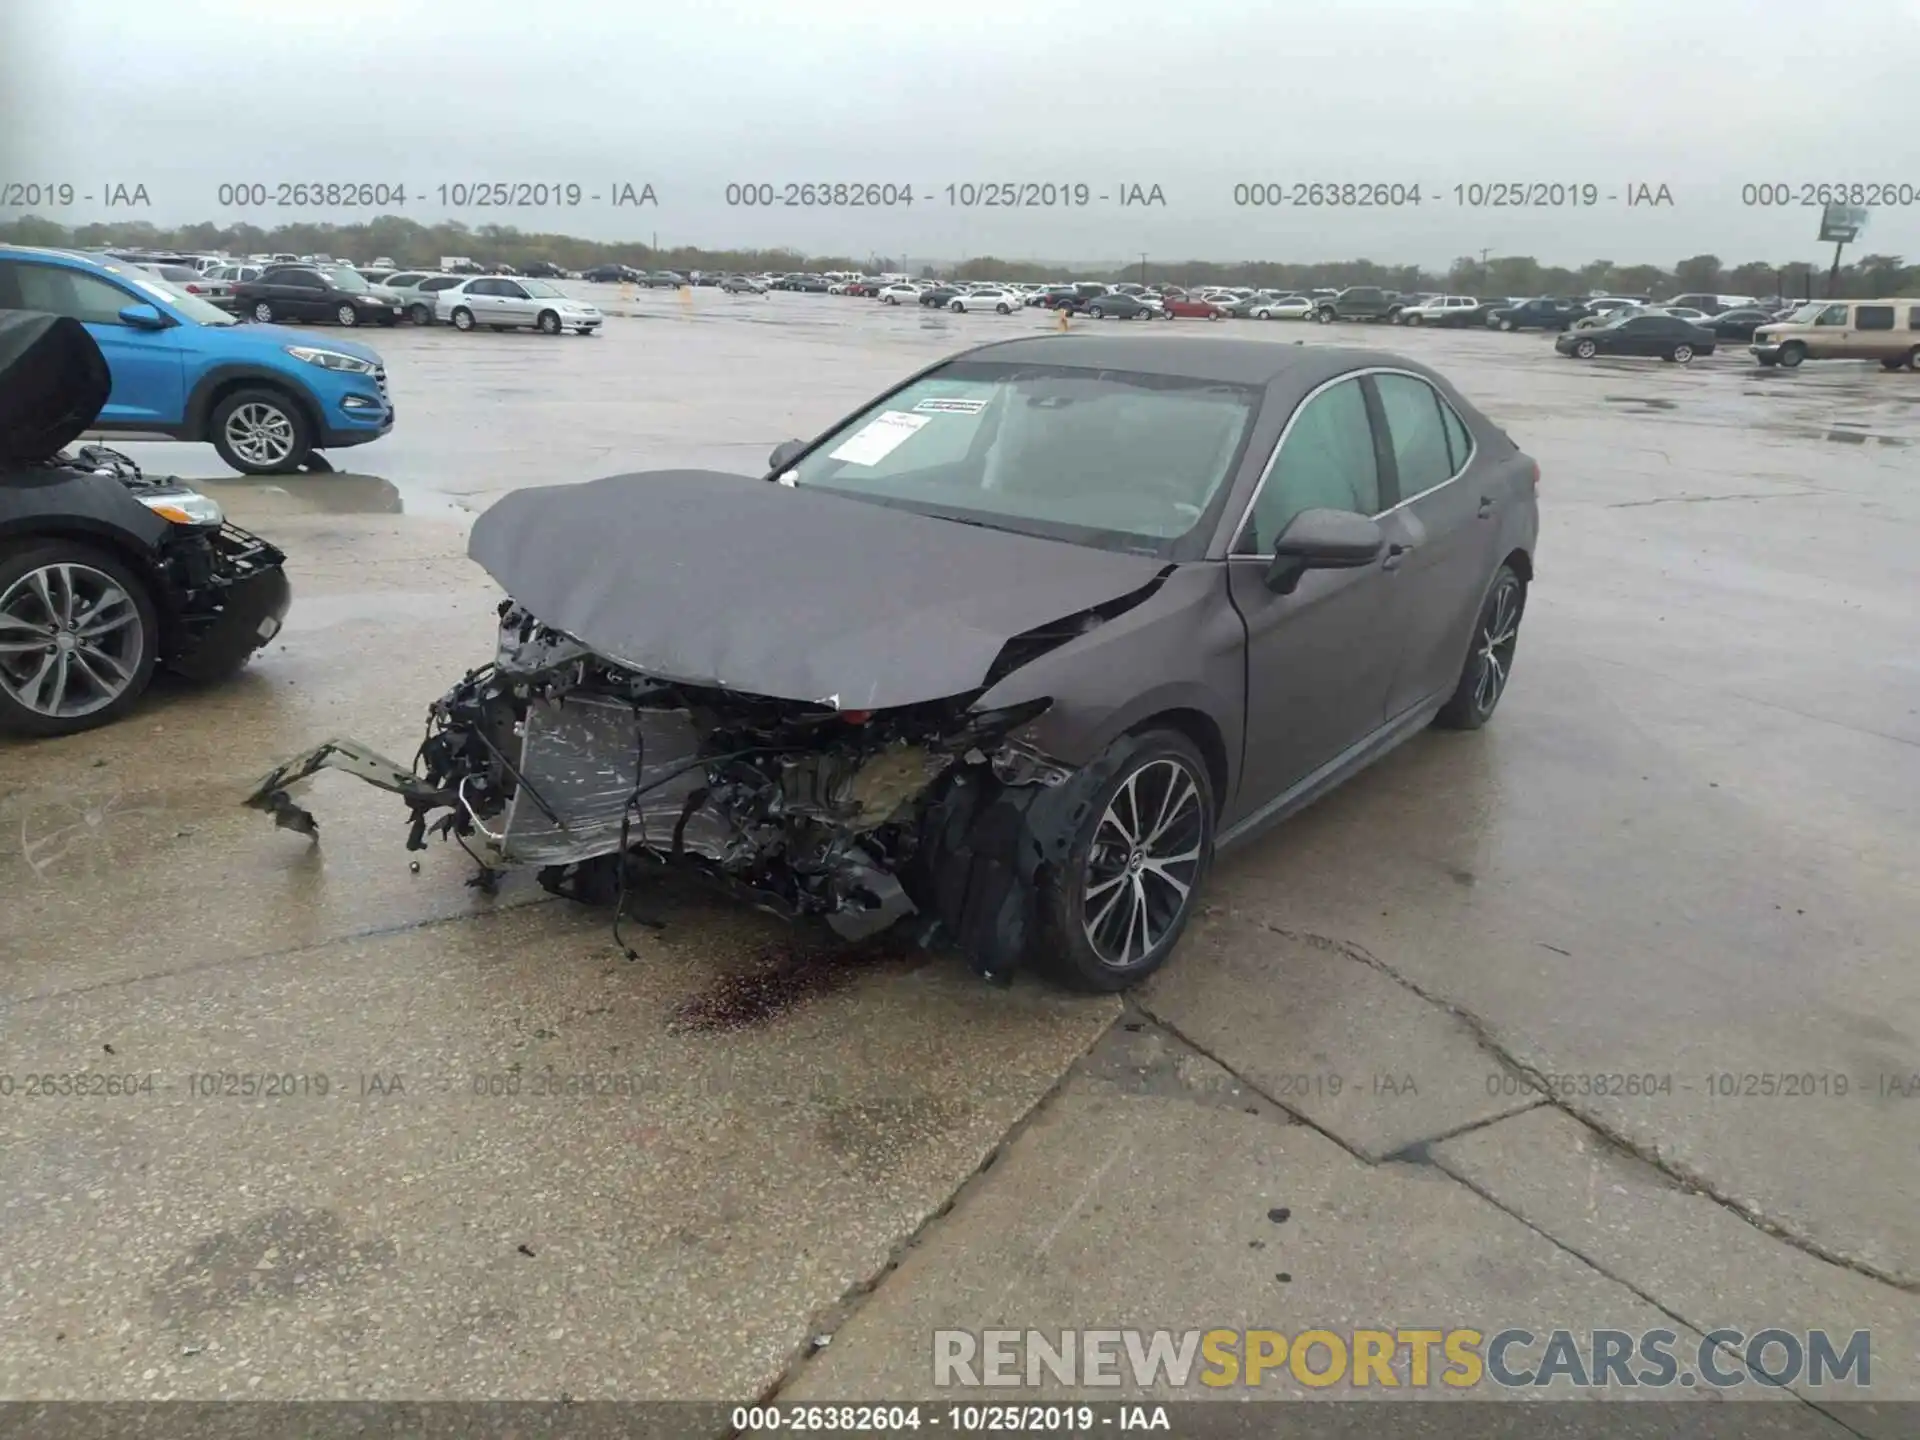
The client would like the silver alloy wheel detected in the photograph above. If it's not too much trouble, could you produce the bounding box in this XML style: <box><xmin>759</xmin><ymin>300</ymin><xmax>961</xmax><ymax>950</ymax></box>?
<box><xmin>0</xmin><ymin>563</ymin><xmax>144</xmax><ymax>720</ymax></box>
<box><xmin>1575</xmin><ymin>339</ymin><xmax>1597</xmax><ymax>358</ymax></box>
<box><xmin>1081</xmin><ymin>757</ymin><xmax>1206</xmax><ymax>969</ymax></box>
<box><xmin>1473</xmin><ymin>576</ymin><xmax>1524</xmax><ymax>717</ymax></box>
<box><xmin>224</xmin><ymin>400</ymin><xmax>297</xmax><ymax>467</ymax></box>
<box><xmin>252</xmin><ymin>301</ymin><xmax>273</xmax><ymax>322</ymax></box>
<box><xmin>1673</xmin><ymin>344</ymin><xmax>1694</xmax><ymax>363</ymax></box>
<box><xmin>336</xmin><ymin>304</ymin><xmax>358</xmax><ymax>326</ymax></box>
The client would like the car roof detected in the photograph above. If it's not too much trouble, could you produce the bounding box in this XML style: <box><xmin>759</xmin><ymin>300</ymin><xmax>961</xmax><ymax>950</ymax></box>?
<box><xmin>956</xmin><ymin>334</ymin><xmax>1422</xmax><ymax>388</ymax></box>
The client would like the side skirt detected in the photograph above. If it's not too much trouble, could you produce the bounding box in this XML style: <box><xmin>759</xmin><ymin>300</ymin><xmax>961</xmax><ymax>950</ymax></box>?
<box><xmin>1214</xmin><ymin>694</ymin><xmax>1446</xmax><ymax>856</ymax></box>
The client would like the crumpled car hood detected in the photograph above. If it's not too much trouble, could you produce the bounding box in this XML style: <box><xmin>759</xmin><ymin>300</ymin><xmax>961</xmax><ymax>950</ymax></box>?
<box><xmin>467</xmin><ymin>469</ymin><xmax>1170</xmax><ymax>710</ymax></box>
<box><xmin>0</xmin><ymin>312</ymin><xmax>111</xmax><ymax>466</ymax></box>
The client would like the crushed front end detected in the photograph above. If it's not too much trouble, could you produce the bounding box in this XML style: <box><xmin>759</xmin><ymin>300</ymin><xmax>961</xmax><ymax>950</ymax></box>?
<box><xmin>247</xmin><ymin>600</ymin><xmax>1091</xmax><ymax>975</ymax></box>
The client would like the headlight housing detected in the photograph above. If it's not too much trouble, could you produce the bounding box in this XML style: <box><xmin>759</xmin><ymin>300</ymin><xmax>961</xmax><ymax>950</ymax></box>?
<box><xmin>286</xmin><ymin>345</ymin><xmax>377</xmax><ymax>374</ymax></box>
<box><xmin>137</xmin><ymin>489</ymin><xmax>224</xmax><ymax>526</ymax></box>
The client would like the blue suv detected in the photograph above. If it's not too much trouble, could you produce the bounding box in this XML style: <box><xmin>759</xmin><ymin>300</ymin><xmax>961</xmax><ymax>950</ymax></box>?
<box><xmin>0</xmin><ymin>245</ymin><xmax>394</xmax><ymax>474</ymax></box>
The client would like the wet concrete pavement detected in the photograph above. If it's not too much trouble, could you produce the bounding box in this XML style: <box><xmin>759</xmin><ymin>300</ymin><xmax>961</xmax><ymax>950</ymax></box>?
<box><xmin>3</xmin><ymin>292</ymin><xmax>1915</xmax><ymax>1410</ymax></box>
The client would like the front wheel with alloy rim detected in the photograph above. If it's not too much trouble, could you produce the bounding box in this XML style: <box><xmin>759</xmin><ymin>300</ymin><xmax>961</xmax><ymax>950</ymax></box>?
<box><xmin>1037</xmin><ymin>730</ymin><xmax>1215</xmax><ymax>991</ymax></box>
<box><xmin>1777</xmin><ymin>342</ymin><xmax>1806</xmax><ymax>368</ymax></box>
<box><xmin>537</xmin><ymin>310</ymin><xmax>562</xmax><ymax>334</ymax></box>
<box><xmin>1434</xmin><ymin>566</ymin><xmax>1526</xmax><ymax>731</ymax></box>
<box><xmin>451</xmin><ymin>307</ymin><xmax>475</xmax><ymax>331</ymax></box>
<box><xmin>0</xmin><ymin>543</ymin><xmax>160</xmax><ymax>737</ymax></box>
<box><xmin>1574</xmin><ymin>338</ymin><xmax>1598</xmax><ymax>359</ymax></box>
<box><xmin>210</xmin><ymin>387</ymin><xmax>312</xmax><ymax>474</ymax></box>
<box><xmin>335</xmin><ymin>304</ymin><xmax>358</xmax><ymax>327</ymax></box>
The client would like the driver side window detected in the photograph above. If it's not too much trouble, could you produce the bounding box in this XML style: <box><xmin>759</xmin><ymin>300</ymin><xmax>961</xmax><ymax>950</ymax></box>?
<box><xmin>5</xmin><ymin>263</ymin><xmax>139</xmax><ymax>324</ymax></box>
<box><xmin>1237</xmin><ymin>378</ymin><xmax>1380</xmax><ymax>554</ymax></box>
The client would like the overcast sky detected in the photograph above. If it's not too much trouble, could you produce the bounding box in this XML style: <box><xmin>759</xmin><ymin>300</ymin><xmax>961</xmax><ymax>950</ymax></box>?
<box><xmin>4</xmin><ymin>0</ymin><xmax>1917</xmax><ymax>266</ymax></box>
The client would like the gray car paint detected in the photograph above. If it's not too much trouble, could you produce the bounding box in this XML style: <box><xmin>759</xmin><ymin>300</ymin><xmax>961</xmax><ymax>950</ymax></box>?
<box><xmin>961</xmin><ymin>339</ymin><xmax>1537</xmax><ymax>830</ymax></box>
<box><xmin>466</xmin><ymin>469</ymin><xmax>1170</xmax><ymax>710</ymax></box>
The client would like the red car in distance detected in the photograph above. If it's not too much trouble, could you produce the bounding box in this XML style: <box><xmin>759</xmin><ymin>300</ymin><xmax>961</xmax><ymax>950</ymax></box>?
<box><xmin>1160</xmin><ymin>294</ymin><xmax>1228</xmax><ymax>320</ymax></box>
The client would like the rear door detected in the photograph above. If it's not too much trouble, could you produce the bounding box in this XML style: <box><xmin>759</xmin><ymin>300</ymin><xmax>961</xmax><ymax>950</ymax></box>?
<box><xmin>0</xmin><ymin>259</ymin><xmax>186</xmax><ymax>427</ymax></box>
<box><xmin>1224</xmin><ymin>374</ymin><xmax>1408</xmax><ymax>819</ymax></box>
<box><xmin>1369</xmin><ymin>372</ymin><xmax>1497</xmax><ymax>716</ymax></box>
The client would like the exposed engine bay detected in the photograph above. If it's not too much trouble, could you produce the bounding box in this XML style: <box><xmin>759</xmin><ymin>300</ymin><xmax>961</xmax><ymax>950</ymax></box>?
<box><xmin>247</xmin><ymin>599</ymin><xmax>1106</xmax><ymax>978</ymax></box>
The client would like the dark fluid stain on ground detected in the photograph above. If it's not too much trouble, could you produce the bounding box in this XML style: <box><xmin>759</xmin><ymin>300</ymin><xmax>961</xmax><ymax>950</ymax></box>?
<box><xmin>666</xmin><ymin>935</ymin><xmax>925</xmax><ymax>1034</ymax></box>
<box><xmin>1603</xmin><ymin>396</ymin><xmax>1677</xmax><ymax>411</ymax></box>
<box><xmin>149</xmin><ymin>1206</ymin><xmax>397</xmax><ymax>1323</ymax></box>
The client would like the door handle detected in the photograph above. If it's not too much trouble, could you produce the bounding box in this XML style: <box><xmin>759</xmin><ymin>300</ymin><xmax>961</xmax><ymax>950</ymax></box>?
<box><xmin>1382</xmin><ymin>543</ymin><xmax>1414</xmax><ymax>571</ymax></box>
<box><xmin>1477</xmin><ymin>495</ymin><xmax>1496</xmax><ymax>518</ymax></box>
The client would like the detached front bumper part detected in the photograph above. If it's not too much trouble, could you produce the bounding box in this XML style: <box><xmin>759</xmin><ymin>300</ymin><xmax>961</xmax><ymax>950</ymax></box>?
<box><xmin>244</xmin><ymin>739</ymin><xmax>450</xmax><ymax>839</ymax></box>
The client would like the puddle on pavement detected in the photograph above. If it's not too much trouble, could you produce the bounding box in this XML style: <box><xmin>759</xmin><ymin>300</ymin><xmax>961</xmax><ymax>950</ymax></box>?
<box><xmin>1603</xmin><ymin>396</ymin><xmax>1679</xmax><ymax>412</ymax></box>
<box><xmin>195</xmin><ymin>471</ymin><xmax>404</xmax><ymax>514</ymax></box>
<box><xmin>666</xmin><ymin>934</ymin><xmax>925</xmax><ymax>1034</ymax></box>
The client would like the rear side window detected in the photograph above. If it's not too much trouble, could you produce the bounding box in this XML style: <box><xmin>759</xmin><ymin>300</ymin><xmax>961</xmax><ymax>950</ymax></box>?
<box><xmin>1372</xmin><ymin>374</ymin><xmax>1457</xmax><ymax>500</ymax></box>
<box><xmin>1910</xmin><ymin>306</ymin><xmax>1920</xmax><ymax>331</ymax></box>
<box><xmin>1855</xmin><ymin>306</ymin><xmax>1894</xmax><ymax>331</ymax></box>
<box><xmin>1240</xmin><ymin>378</ymin><xmax>1380</xmax><ymax>552</ymax></box>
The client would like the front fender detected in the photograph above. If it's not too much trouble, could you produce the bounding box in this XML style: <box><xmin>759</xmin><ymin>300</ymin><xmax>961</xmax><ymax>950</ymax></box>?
<box><xmin>969</xmin><ymin>565</ymin><xmax>1244</xmax><ymax>792</ymax></box>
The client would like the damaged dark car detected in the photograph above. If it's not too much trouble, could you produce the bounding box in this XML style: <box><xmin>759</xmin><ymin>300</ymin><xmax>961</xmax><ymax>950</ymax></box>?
<box><xmin>249</xmin><ymin>336</ymin><xmax>1537</xmax><ymax>989</ymax></box>
<box><xmin>0</xmin><ymin>312</ymin><xmax>292</xmax><ymax>737</ymax></box>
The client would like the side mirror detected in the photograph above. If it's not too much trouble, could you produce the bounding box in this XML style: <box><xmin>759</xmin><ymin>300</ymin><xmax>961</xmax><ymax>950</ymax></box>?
<box><xmin>1263</xmin><ymin>509</ymin><xmax>1386</xmax><ymax>594</ymax></box>
<box><xmin>117</xmin><ymin>303</ymin><xmax>169</xmax><ymax>330</ymax></box>
<box><xmin>767</xmin><ymin>439</ymin><xmax>807</xmax><ymax>472</ymax></box>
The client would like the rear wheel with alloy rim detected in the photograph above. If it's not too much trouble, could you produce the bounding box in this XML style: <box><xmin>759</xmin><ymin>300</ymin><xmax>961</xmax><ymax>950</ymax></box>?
<box><xmin>1671</xmin><ymin>343</ymin><xmax>1694</xmax><ymax>363</ymax></box>
<box><xmin>1038</xmin><ymin>730</ymin><xmax>1215</xmax><ymax>991</ymax></box>
<box><xmin>210</xmin><ymin>387</ymin><xmax>311</xmax><ymax>474</ymax></box>
<box><xmin>0</xmin><ymin>543</ymin><xmax>159</xmax><ymax>737</ymax></box>
<box><xmin>1434</xmin><ymin>566</ymin><xmax>1526</xmax><ymax>731</ymax></box>
<box><xmin>252</xmin><ymin>301</ymin><xmax>275</xmax><ymax>322</ymax></box>
<box><xmin>451</xmin><ymin>307</ymin><xmax>475</xmax><ymax>331</ymax></box>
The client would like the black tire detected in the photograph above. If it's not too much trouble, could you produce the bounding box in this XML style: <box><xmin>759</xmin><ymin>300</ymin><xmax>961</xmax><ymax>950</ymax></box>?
<box><xmin>1035</xmin><ymin>729</ymin><xmax>1216</xmax><ymax>992</ymax></box>
<box><xmin>409</xmin><ymin>303</ymin><xmax>432</xmax><ymax>325</ymax></box>
<box><xmin>451</xmin><ymin>307</ymin><xmax>475</xmax><ymax>331</ymax></box>
<box><xmin>335</xmin><ymin>303</ymin><xmax>358</xmax><ymax>327</ymax></box>
<box><xmin>251</xmin><ymin>300</ymin><xmax>275</xmax><ymax>323</ymax></box>
<box><xmin>1316</xmin><ymin>308</ymin><xmax>1335</xmax><ymax>323</ymax></box>
<box><xmin>1574</xmin><ymin>339</ymin><xmax>1597</xmax><ymax>359</ymax></box>
<box><xmin>949</xmin><ymin>300</ymin><xmax>965</xmax><ymax>313</ymax></box>
<box><xmin>537</xmin><ymin>309</ymin><xmax>562</xmax><ymax>334</ymax></box>
<box><xmin>1671</xmin><ymin>343</ymin><xmax>1694</xmax><ymax>363</ymax></box>
<box><xmin>209</xmin><ymin>386</ymin><xmax>313</xmax><ymax>475</ymax></box>
<box><xmin>1434</xmin><ymin>566</ymin><xmax>1526</xmax><ymax>731</ymax></box>
<box><xmin>1777</xmin><ymin>342</ymin><xmax>1805</xmax><ymax>369</ymax></box>
<box><xmin>1907</xmin><ymin>347</ymin><xmax>1920</xmax><ymax>371</ymax></box>
<box><xmin>1090</xmin><ymin>306</ymin><xmax>1108</xmax><ymax>319</ymax></box>
<box><xmin>995</xmin><ymin>303</ymin><xmax>1010</xmax><ymax>314</ymax></box>
<box><xmin>0</xmin><ymin>541</ymin><xmax>159</xmax><ymax>737</ymax></box>
<box><xmin>1405</xmin><ymin>313</ymin><xmax>1422</xmax><ymax>326</ymax></box>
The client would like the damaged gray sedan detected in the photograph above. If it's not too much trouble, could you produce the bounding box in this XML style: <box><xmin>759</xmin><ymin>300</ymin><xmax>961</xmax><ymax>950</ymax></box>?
<box><xmin>249</xmin><ymin>336</ymin><xmax>1538</xmax><ymax>990</ymax></box>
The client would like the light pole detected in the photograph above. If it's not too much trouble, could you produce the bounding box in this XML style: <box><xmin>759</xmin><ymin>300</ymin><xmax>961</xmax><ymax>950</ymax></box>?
<box><xmin>1139</xmin><ymin>252</ymin><xmax>1148</xmax><ymax>286</ymax></box>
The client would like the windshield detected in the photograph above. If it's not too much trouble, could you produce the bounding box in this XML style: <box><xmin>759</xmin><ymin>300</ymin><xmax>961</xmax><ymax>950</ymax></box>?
<box><xmin>102</xmin><ymin>264</ymin><xmax>237</xmax><ymax>325</ymax></box>
<box><xmin>522</xmin><ymin>280</ymin><xmax>563</xmax><ymax>297</ymax></box>
<box><xmin>1783</xmin><ymin>303</ymin><xmax>1823</xmax><ymax>323</ymax></box>
<box><xmin>324</xmin><ymin>268</ymin><xmax>371</xmax><ymax>292</ymax></box>
<box><xmin>784</xmin><ymin>361</ymin><xmax>1261</xmax><ymax>555</ymax></box>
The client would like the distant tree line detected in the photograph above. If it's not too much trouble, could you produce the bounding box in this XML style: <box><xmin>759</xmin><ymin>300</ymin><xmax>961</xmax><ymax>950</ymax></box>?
<box><xmin>3</xmin><ymin>214</ymin><xmax>1913</xmax><ymax>300</ymax></box>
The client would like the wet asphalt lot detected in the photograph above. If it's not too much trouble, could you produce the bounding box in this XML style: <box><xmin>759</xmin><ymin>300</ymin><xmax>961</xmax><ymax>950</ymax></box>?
<box><xmin>1</xmin><ymin>288</ymin><xmax>1916</xmax><ymax>1414</ymax></box>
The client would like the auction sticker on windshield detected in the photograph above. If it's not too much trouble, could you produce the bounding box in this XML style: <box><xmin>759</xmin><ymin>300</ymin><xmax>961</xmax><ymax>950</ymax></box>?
<box><xmin>828</xmin><ymin>410</ymin><xmax>929</xmax><ymax>465</ymax></box>
<box><xmin>915</xmin><ymin>396</ymin><xmax>989</xmax><ymax>415</ymax></box>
